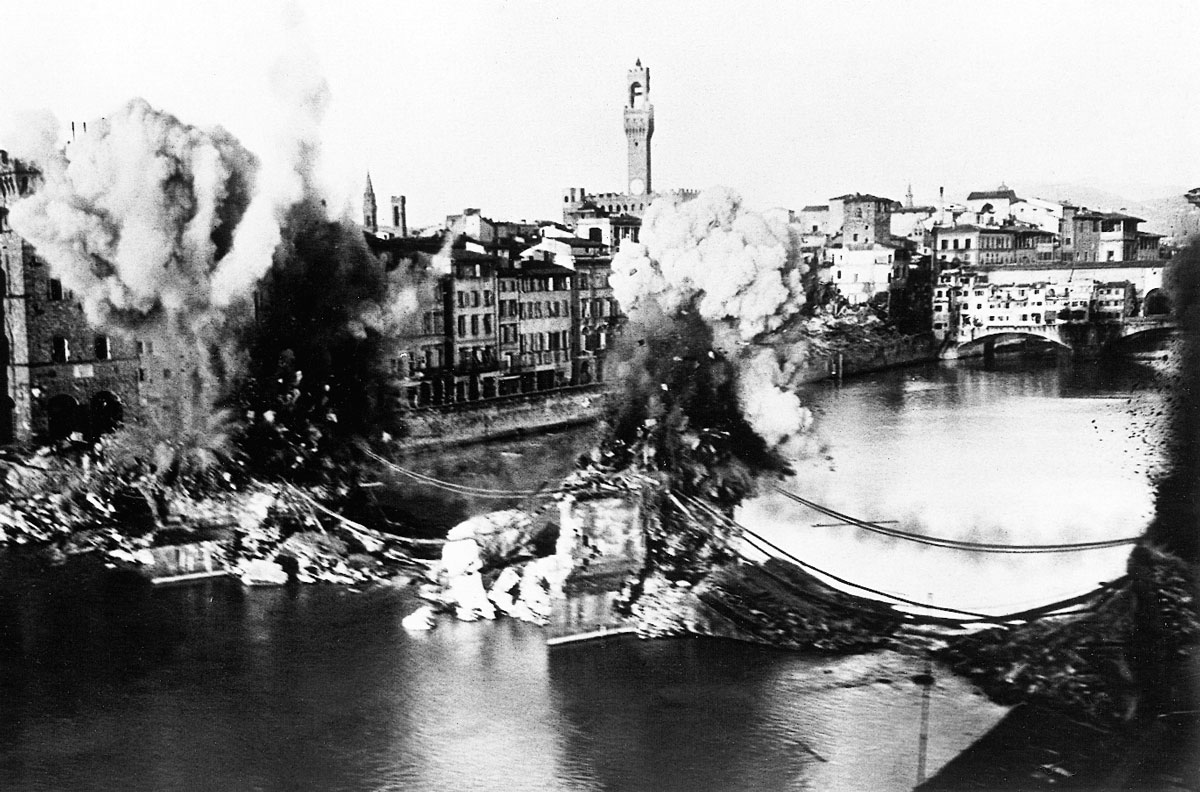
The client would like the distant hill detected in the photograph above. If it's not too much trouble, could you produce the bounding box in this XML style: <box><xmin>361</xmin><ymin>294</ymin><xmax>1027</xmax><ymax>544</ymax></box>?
<box><xmin>1014</xmin><ymin>182</ymin><xmax>1199</xmax><ymax>241</ymax></box>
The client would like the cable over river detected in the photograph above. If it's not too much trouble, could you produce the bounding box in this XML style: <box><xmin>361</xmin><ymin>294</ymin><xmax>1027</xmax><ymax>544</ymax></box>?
<box><xmin>0</xmin><ymin>354</ymin><xmax>1166</xmax><ymax>791</ymax></box>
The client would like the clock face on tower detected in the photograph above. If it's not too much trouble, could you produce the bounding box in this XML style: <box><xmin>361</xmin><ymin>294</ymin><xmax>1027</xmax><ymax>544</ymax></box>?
<box><xmin>630</xmin><ymin>178</ymin><xmax>645</xmax><ymax>196</ymax></box>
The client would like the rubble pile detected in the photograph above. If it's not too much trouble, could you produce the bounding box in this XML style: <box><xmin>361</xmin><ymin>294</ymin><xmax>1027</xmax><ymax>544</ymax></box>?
<box><xmin>0</xmin><ymin>459</ymin><xmax>428</xmax><ymax>586</ymax></box>
<box><xmin>633</xmin><ymin>557</ymin><xmax>902</xmax><ymax>652</ymax></box>
<box><xmin>939</xmin><ymin>546</ymin><xmax>1198</xmax><ymax>725</ymax></box>
<box><xmin>406</xmin><ymin>509</ymin><xmax>567</xmax><ymax>629</ymax></box>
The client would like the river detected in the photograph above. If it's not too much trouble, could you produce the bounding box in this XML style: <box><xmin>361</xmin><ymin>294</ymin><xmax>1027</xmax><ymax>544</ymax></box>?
<box><xmin>0</xmin><ymin>354</ymin><xmax>1165</xmax><ymax>791</ymax></box>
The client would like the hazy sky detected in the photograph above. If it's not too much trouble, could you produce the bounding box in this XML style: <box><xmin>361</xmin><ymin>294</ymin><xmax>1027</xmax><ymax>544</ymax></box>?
<box><xmin>5</xmin><ymin>0</ymin><xmax>1199</xmax><ymax>227</ymax></box>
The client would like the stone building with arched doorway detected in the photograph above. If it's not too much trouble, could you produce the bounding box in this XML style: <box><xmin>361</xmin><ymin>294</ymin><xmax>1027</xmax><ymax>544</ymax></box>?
<box><xmin>2</xmin><ymin>150</ymin><xmax>141</xmax><ymax>445</ymax></box>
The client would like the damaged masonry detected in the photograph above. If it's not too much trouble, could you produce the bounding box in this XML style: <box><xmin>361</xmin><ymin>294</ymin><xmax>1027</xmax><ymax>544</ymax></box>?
<box><xmin>0</xmin><ymin>36</ymin><xmax>1197</xmax><ymax>792</ymax></box>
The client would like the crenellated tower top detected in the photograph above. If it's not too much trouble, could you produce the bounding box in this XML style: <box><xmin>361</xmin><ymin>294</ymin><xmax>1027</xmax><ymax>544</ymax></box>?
<box><xmin>624</xmin><ymin>60</ymin><xmax>654</xmax><ymax>196</ymax></box>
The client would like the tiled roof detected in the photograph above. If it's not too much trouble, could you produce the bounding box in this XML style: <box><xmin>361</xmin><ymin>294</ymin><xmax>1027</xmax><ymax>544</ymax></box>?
<box><xmin>966</xmin><ymin>189</ymin><xmax>1019</xmax><ymax>201</ymax></box>
<box><xmin>830</xmin><ymin>193</ymin><xmax>893</xmax><ymax>204</ymax></box>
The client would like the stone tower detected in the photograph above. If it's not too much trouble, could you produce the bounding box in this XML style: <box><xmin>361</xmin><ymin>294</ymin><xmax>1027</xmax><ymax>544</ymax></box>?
<box><xmin>624</xmin><ymin>59</ymin><xmax>654</xmax><ymax>197</ymax></box>
<box><xmin>363</xmin><ymin>172</ymin><xmax>378</xmax><ymax>232</ymax></box>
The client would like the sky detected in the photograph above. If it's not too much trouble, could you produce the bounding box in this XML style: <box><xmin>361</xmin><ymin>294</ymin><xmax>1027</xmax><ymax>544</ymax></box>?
<box><xmin>4</xmin><ymin>0</ymin><xmax>1200</xmax><ymax>228</ymax></box>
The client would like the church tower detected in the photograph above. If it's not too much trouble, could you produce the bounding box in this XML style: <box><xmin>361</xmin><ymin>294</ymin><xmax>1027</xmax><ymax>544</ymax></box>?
<box><xmin>624</xmin><ymin>60</ymin><xmax>654</xmax><ymax>197</ymax></box>
<box><xmin>363</xmin><ymin>172</ymin><xmax>378</xmax><ymax>232</ymax></box>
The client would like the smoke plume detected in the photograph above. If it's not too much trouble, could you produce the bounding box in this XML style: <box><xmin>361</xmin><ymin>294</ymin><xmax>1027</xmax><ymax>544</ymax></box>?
<box><xmin>7</xmin><ymin>99</ymin><xmax>257</xmax><ymax>334</ymax></box>
<box><xmin>1148</xmin><ymin>242</ymin><xmax>1200</xmax><ymax>563</ymax></box>
<box><xmin>610</xmin><ymin>187</ymin><xmax>813</xmax><ymax>456</ymax></box>
<box><xmin>5</xmin><ymin>36</ymin><xmax>416</xmax><ymax>468</ymax></box>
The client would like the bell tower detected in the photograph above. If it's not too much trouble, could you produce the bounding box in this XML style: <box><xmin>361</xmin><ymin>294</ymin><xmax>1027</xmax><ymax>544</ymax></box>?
<box><xmin>624</xmin><ymin>59</ymin><xmax>653</xmax><ymax>197</ymax></box>
<box><xmin>363</xmin><ymin>172</ymin><xmax>378</xmax><ymax>232</ymax></box>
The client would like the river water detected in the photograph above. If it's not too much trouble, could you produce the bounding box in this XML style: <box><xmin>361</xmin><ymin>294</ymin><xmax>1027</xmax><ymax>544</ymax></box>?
<box><xmin>0</xmin><ymin>354</ymin><xmax>1165</xmax><ymax>791</ymax></box>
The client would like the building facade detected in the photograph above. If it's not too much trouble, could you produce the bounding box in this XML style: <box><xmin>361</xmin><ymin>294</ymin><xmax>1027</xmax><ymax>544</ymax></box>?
<box><xmin>1</xmin><ymin>151</ymin><xmax>142</xmax><ymax>444</ymax></box>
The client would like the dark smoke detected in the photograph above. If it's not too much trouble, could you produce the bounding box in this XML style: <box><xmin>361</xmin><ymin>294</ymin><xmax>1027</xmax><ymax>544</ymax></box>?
<box><xmin>229</xmin><ymin>200</ymin><xmax>399</xmax><ymax>483</ymax></box>
<box><xmin>1148</xmin><ymin>242</ymin><xmax>1200</xmax><ymax>564</ymax></box>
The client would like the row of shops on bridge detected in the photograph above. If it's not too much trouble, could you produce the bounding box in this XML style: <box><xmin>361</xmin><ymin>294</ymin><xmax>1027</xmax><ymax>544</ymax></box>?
<box><xmin>930</xmin><ymin>264</ymin><xmax>1173</xmax><ymax>346</ymax></box>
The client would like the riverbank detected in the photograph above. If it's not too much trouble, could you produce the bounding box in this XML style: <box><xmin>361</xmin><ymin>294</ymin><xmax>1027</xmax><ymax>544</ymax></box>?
<box><xmin>393</xmin><ymin>384</ymin><xmax>608</xmax><ymax>453</ymax></box>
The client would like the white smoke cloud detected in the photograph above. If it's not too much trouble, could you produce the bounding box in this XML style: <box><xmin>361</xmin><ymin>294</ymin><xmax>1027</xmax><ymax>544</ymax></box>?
<box><xmin>8</xmin><ymin>98</ymin><xmax>257</xmax><ymax>332</ymax></box>
<box><xmin>612</xmin><ymin>186</ymin><xmax>805</xmax><ymax>340</ymax></box>
<box><xmin>611</xmin><ymin>186</ymin><xmax>813</xmax><ymax>451</ymax></box>
<box><xmin>211</xmin><ymin>8</ymin><xmax>332</xmax><ymax>306</ymax></box>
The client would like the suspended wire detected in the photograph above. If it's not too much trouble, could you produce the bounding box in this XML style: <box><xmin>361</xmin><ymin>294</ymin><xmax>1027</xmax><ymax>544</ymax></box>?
<box><xmin>360</xmin><ymin>449</ymin><xmax>1128</xmax><ymax>621</ymax></box>
<box><xmin>771</xmin><ymin>485</ymin><xmax>1142</xmax><ymax>553</ymax></box>
<box><xmin>364</xmin><ymin>449</ymin><xmax>563</xmax><ymax>498</ymax></box>
<box><xmin>672</xmin><ymin>492</ymin><xmax>993</xmax><ymax>619</ymax></box>
<box><xmin>677</xmin><ymin>492</ymin><xmax>1122</xmax><ymax>624</ymax></box>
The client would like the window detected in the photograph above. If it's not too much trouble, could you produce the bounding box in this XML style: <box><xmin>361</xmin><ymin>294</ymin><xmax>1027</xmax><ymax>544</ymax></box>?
<box><xmin>51</xmin><ymin>336</ymin><xmax>69</xmax><ymax>363</ymax></box>
<box><xmin>470</xmin><ymin>315</ymin><xmax>479</xmax><ymax>336</ymax></box>
<box><xmin>138</xmin><ymin>368</ymin><xmax>146</xmax><ymax>382</ymax></box>
<box><xmin>964</xmin><ymin>239</ymin><xmax>971</xmax><ymax>249</ymax></box>
<box><xmin>457</xmin><ymin>315</ymin><xmax>466</xmax><ymax>335</ymax></box>
<box><xmin>48</xmin><ymin>278</ymin><xmax>64</xmax><ymax>301</ymax></box>
<box><xmin>940</xmin><ymin>239</ymin><xmax>948</xmax><ymax>250</ymax></box>
<box><xmin>94</xmin><ymin>335</ymin><xmax>110</xmax><ymax>361</ymax></box>
<box><xmin>483</xmin><ymin>315</ymin><xmax>493</xmax><ymax>335</ymax></box>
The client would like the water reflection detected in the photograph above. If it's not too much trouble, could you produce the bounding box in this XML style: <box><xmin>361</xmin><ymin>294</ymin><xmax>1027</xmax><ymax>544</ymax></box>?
<box><xmin>0</xmin><ymin>356</ymin><xmax>1160</xmax><ymax>790</ymax></box>
<box><xmin>0</xmin><ymin>572</ymin><xmax>1005</xmax><ymax>792</ymax></box>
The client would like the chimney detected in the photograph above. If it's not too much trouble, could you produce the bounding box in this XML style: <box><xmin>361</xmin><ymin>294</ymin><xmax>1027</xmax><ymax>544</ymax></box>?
<box><xmin>569</xmin><ymin>188</ymin><xmax>576</xmax><ymax>202</ymax></box>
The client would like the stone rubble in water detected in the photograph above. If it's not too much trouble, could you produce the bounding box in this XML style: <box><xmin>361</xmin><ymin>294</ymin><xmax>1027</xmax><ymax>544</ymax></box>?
<box><xmin>440</xmin><ymin>536</ymin><xmax>496</xmax><ymax>621</ymax></box>
<box><xmin>426</xmin><ymin>510</ymin><xmax>567</xmax><ymax>625</ymax></box>
<box><xmin>401</xmin><ymin>604</ymin><xmax>437</xmax><ymax>631</ymax></box>
<box><xmin>236</xmin><ymin>558</ymin><xmax>290</xmax><ymax>586</ymax></box>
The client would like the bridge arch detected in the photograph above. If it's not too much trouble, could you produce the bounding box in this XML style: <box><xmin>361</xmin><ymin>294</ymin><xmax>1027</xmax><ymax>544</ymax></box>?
<box><xmin>1143</xmin><ymin>288</ymin><xmax>1170</xmax><ymax>316</ymax></box>
<box><xmin>953</xmin><ymin>330</ymin><xmax>1072</xmax><ymax>356</ymax></box>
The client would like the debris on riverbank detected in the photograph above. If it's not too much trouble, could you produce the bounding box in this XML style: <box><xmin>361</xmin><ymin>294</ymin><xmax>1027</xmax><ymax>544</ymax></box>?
<box><xmin>0</xmin><ymin>456</ymin><xmax>431</xmax><ymax>586</ymax></box>
<box><xmin>937</xmin><ymin>545</ymin><xmax>1198</xmax><ymax>726</ymax></box>
<box><xmin>632</xmin><ymin>558</ymin><xmax>902</xmax><ymax>652</ymax></box>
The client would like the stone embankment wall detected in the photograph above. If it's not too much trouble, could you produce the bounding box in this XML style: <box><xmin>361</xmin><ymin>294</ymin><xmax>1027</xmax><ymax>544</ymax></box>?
<box><xmin>797</xmin><ymin>333</ymin><xmax>938</xmax><ymax>383</ymax></box>
<box><xmin>396</xmin><ymin>385</ymin><xmax>608</xmax><ymax>452</ymax></box>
